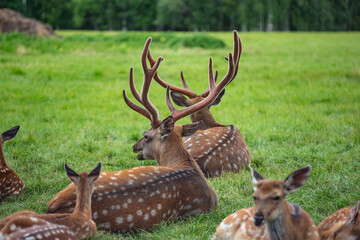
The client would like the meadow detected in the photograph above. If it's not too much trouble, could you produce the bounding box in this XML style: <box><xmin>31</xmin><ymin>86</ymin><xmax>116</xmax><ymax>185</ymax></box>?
<box><xmin>0</xmin><ymin>31</ymin><xmax>359</xmax><ymax>239</ymax></box>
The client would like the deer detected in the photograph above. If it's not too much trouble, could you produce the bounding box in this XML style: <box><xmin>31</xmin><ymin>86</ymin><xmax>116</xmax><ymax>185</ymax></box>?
<box><xmin>146</xmin><ymin>30</ymin><xmax>250</xmax><ymax>178</ymax></box>
<box><xmin>45</xmin><ymin>35</ymin><xmax>237</xmax><ymax>233</ymax></box>
<box><xmin>0</xmin><ymin>125</ymin><xmax>25</xmax><ymax>201</ymax></box>
<box><xmin>0</xmin><ymin>163</ymin><xmax>101</xmax><ymax>239</ymax></box>
<box><xmin>213</xmin><ymin>165</ymin><xmax>319</xmax><ymax>240</ymax></box>
<box><xmin>317</xmin><ymin>200</ymin><xmax>360</xmax><ymax>240</ymax></box>
<box><xmin>0</xmin><ymin>216</ymin><xmax>77</xmax><ymax>240</ymax></box>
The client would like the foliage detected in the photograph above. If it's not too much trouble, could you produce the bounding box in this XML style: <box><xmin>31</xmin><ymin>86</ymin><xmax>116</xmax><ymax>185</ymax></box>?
<box><xmin>0</xmin><ymin>31</ymin><xmax>359</xmax><ymax>240</ymax></box>
<box><xmin>0</xmin><ymin>0</ymin><xmax>360</xmax><ymax>31</ymax></box>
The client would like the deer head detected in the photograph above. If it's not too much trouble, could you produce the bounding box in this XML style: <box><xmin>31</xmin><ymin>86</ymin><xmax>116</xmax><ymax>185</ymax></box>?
<box><xmin>147</xmin><ymin>31</ymin><xmax>241</xmax><ymax>130</ymax></box>
<box><xmin>123</xmin><ymin>36</ymin><xmax>237</xmax><ymax>167</ymax></box>
<box><xmin>333</xmin><ymin>200</ymin><xmax>360</xmax><ymax>240</ymax></box>
<box><xmin>250</xmin><ymin>165</ymin><xmax>311</xmax><ymax>227</ymax></box>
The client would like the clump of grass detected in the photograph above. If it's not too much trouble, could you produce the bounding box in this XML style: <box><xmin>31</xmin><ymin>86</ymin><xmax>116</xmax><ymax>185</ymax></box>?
<box><xmin>168</xmin><ymin>34</ymin><xmax>226</xmax><ymax>49</ymax></box>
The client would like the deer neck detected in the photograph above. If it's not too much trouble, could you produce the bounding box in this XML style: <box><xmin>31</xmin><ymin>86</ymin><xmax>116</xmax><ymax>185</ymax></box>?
<box><xmin>71</xmin><ymin>183</ymin><xmax>92</xmax><ymax>219</ymax></box>
<box><xmin>191</xmin><ymin>109</ymin><xmax>223</xmax><ymax>130</ymax></box>
<box><xmin>266</xmin><ymin>201</ymin><xmax>297</xmax><ymax>240</ymax></box>
<box><xmin>158</xmin><ymin>133</ymin><xmax>199</xmax><ymax>169</ymax></box>
<box><xmin>0</xmin><ymin>141</ymin><xmax>8</xmax><ymax>168</ymax></box>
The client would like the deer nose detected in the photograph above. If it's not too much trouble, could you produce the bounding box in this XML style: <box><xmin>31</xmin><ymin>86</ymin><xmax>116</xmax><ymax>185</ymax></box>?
<box><xmin>254</xmin><ymin>213</ymin><xmax>264</xmax><ymax>226</ymax></box>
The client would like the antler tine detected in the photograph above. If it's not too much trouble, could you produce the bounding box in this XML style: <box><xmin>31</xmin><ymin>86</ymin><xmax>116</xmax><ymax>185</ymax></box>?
<box><xmin>170</xmin><ymin>53</ymin><xmax>234</xmax><ymax>123</ymax></box>
<box><xmin>166</xmin><ymin>86</ymin><xmax>176</xmax><ymax>114</ymax></box>
<box><xmin>140</xmin><ymin>37</ymin><xmax>163</xmax><ymax>128</ymax></box>
<box><xmin>129</xmin><ymin>67</ymin><xmax>142</xmax><ymax>103</ymax></box>
<box><xmin>147</xmin><ymin>48</ymin><xmax>197</xmax><ymax>98</ymax></box>
<box><xmin>202</xmin><ymin>30</ymin><xmax>241</xmax><ymax>97</ymax></box>
<box><xmin>122</xmin><ymin>90</ymin><xmax>152</xmax><ymax>121</ymax></box>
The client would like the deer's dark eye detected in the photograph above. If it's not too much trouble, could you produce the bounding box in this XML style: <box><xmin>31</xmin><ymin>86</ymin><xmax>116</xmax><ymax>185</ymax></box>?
<box><xmin>273</xmin><ymin>196</ymin><xmax>280</xmax><ymax>201</ymax></box>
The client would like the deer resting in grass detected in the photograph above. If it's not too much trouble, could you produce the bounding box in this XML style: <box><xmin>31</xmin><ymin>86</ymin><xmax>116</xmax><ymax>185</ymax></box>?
<box><xmin>0</xmin><ymin>125</ymin><xmax>25</xmax><ymax>201</ymax></box>
<box><xmin>45</xmin><ymin>36</ymin><xmax>229</xmax><ymax>232</ymax></box>
<box><xmin>317</xmin><ymin>200</ymin><xmax>360</xmax><ymax>240</ymax></box>
<box><xmin>0</xmin><ymin>216</ymin><xmax>77</xmax><ymax>240</ymax></box>
<box><xmin>213</xmin><ymin>165</ymin><xmax>319</xmax><ymax>240</ymax></box>
<box><xmin>147</xmin><ymin>30</ymin><xmax>250</xmax><ymax>178</ymax></box>
<box><xmin>0</xmin><ymin>163</ymin><xmax>101</xmax><ymax>239</ymax></box>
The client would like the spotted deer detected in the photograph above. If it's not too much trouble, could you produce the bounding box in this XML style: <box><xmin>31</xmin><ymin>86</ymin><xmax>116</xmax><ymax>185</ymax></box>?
<box><xmin>0</xmin><ymin>216</ymin><xmax>77</xmax><ymax>240</ymax></box>
<box><xmin>0</xmin><ymin>163</ymin><xmax>101</xmax><ymax>239</ymax></box>
<box><xmin>45</xmin><ymin>36</ymin><xmax>235</xmax><ymax>233</ymax></box>
<box><xmin>0</xmin><ymin>125</ymin><xmax>25</xmax><ymax>201</ymax></box>
<box><xmin>147</xmin><ymin>30</ymin><xmax>250</xmax><ymax>178</ymax></box>
<box><xmin>213</xmin><ymin>165</ymin><xmax>319</xmax><ymax>240</ymax></box>
<box><xmin>317</xmin><ymin>200</ymin><xmax>360</xmax><ymax>240</ymax></box>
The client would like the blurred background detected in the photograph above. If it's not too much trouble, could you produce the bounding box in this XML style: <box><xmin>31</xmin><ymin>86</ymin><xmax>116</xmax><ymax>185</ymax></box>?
<box><xmin>1</xmin><ymin>0</ymin><xmax>359</xmax><ymax>31</ymax></box>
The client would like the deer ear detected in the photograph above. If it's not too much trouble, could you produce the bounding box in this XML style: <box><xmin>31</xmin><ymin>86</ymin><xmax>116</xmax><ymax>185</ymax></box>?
<box><xmin>283</xmin><ymin>165</ymin><xmax>311</xmax><ymax>194</ymax></box>
<box><xmin>182</xmin><ymin>121</ymin><xmax>202</xmax><ymax>137</ymax></box>
<box><xmin>250</xmin><ymin>165</ymin><xmax>264</xmax><ymax>191</ymax></box>
<box><xmin>159</xmin><ymin>116</ymin><xmax>175</xmax><ymax>139</ymax></box>
<box><xmin>171</xmin><ymin>91</ymin><xmax>189</xmax><ymax>107</ymax></box>
<box><xmin>65</xmin><ymin>164</ymin><xmax>79</xmax><ymax>184</ymax></box>
<box><xmin>210</xmin><ymin>89</ymin><xmax>225</xmax><ymax>107</ymax></box>
<box><xmin>348</xmin><ymin>200</ymin><xmax>360</xmax><ymax>224</ymax></box>
<box><xmin>88</xmin><ymin>162</ymin><xmax>102</xmax><ymax>182</ymax></box>
<box><xmin>1</xmin><ymin>126</ymin><xmax>20</xmax><ymax>143</ymax></box>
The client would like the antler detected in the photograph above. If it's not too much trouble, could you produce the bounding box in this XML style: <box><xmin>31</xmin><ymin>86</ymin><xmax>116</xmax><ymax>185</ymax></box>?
<box><xmin>166</xmin><ymin>51</ymin><xmax>235</xmax><ymax>122</ymax></box>
<box><xmin>202</xmin><ymin>30</ymin><xmax>242</xmax><ymax>97</ymax></box>
<box><xmin>123</xmin><ymin>38</ymin><xmax>163</xmax><ymax>128</ymax></box>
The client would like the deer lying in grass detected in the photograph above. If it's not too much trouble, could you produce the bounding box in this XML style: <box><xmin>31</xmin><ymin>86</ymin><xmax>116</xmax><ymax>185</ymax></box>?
<box><xmin>0</xmin><ymin>163</ymin><xmax>101</xmax><ymax>239</ymax></box>
<box><xmin>213</xmin><ymin>165</ymin><xmax>319</xmax><ymax>240</ymax></box>
<box><xmin>45</xmin><ymin>36</ymin><xmax>234</xmax><ymax>232</ymax></box>
<box><xmin>0</xmin><ymin>125</ymin><xmax>25</xmax><ymax>201</ymax></box>
<box><xmin>0</xmin><ymin>216</ymin><xmax>77</xmax><ymax>240</ymax></box>
<box><xmin>317</xmin><ymin>200</ymin><xmax>360</xmax><ymax>240</ymax></box>
<box><xmin>147</xmin><ymin>31</ymin><xmax>250</xmax><ymax>178</ymax></box>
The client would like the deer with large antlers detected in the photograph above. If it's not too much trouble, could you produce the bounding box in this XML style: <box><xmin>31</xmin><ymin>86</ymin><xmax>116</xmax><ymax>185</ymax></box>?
<box><xmin>213</xmin><ymin>165</ymin><xmax>319</xmax><ymax>240</ymax></box>
<box><xmin>0</xmin><ymin>216</ymin><xmax>77</xmax><ymax>240</ymax></box>
<box><xmin>0</xmin><ymin>163</ymin><xmax>101</xmax><ymax>239</ymax></box>
<box><xmin>0</xmin><ymin>125</ymin><xmax>25</xmax><ymax>201</ymax></box>
<box><xmin>317</xmin><ymin>200</ymin><xmax>360</xmax><ymax>240</ymax></box>
<box><xmin>147</xmin><ymin>31</ymin><xmax>250</xmax><ymax>178</ymax></box>
<box><xmin>44</xmin><ymin>36</ymin><xmax>233</xmax><ymax>232</ymax></box>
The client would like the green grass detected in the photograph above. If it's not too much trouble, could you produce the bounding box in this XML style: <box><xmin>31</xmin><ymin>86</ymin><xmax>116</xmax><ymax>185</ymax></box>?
<box><xmin>0</xmin><ymin>31</ymin><xmax>359</xmax><ymax>239</ymax></box>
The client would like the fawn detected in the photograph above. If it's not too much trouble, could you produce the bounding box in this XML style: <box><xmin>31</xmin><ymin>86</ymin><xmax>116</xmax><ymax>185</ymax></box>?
<box><xmin>213</xmin><ymin>165</ymin><xmax>319</xmax><ymax>240</ymax></box>
<box><xmin>317</xmin><ymin>200</ymin><xmax>360</xmax><ymax>240</ymax></box>
<box><xmin>45</xmin><ymin>36</ymin><xmax>235</xmax><ymax>232</ymax></box>
<box><xmin>147</xmin><ymin>31</ymin><xmax>250</xmax><ymax>177</ymax></box>
<box><xmin>0</xmin><ymin>163</ymin><xmax>101</xmax><ymax>239</ymax></box>
<box><xmin>0</xmin><ymin>125</ymin><xmax>25</xmax><ymax>201</ymax></box>
<box><xmin>0</xmin><ymin>216</ymin><xmax>77</xmax><ymax>240</ymax></box>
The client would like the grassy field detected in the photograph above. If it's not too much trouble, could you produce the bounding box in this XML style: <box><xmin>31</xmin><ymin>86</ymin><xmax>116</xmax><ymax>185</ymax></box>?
<box><xmin>0</xmin><ymin>31</ymin><xmax>359</xmax><ymax>239</ymax></box>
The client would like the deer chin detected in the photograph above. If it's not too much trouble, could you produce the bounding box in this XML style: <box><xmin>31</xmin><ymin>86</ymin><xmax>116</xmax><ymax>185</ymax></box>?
<box><xmin>136</xmin><ymin>152</ymin><xmax>145</xmax><ymax>160</ymax></box>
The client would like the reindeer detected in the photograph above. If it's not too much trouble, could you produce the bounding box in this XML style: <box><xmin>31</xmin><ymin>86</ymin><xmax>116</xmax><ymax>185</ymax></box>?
<box><xmin>147</xmin><ymin>30</ymin><xmax>249</xmax><ymax>178</ymax></box>
<box><xmin>0</xmin><ymin>125</ymin><xmax>25</xmax><ymax>201</ymax></box>
<box><xmin>0</xmin><ymin>163</ymin><xmax>101</xmax><ymax>239</ymax></box>
<box><xmin>213</xmin><ymin>165</ymin><xmax>319</xmax><ymax>240</ymax></box>
<box><xmin>0</xmin><ymin>216</ymin><xmax>77</xmax><ymax>240</ymax></box>
<box><xmin>45</xmin><ymin>35</ymin><xmax>236</xmax><ymax>232</ymax></box>
<box><xmin>317</xmin><ymin>200</ymin><xmax>360</xmax><ymax>240</ymax></box>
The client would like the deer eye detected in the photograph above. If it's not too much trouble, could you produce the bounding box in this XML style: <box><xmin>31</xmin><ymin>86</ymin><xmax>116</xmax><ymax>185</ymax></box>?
<box><xmin>273</xmin><ymin>196</ymin><xmax>280</xmax><ymax>201</ymax></box>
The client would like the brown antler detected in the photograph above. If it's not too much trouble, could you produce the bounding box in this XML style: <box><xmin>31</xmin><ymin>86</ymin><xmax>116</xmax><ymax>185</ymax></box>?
<box><xmin>202</xmin><ymin>30</ymin><xmax>241</xmax><ymax>97</ymax></box>
<box><xmin>123</xmin><ymin>37</ymin><xmax>163</xmax><ymax>128</ymax></box>
<box><xmin>166</xmin><ymin>52</ymin><xmax>234</xmax><ymax>123</ymax></box>
<box><xmin>147</xmin><ymin>50</ymin><xmax>197</xmax><ymax>98</ymax></box>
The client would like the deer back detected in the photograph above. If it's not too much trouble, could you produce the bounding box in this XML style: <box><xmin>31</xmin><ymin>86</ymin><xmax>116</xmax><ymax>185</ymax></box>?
<box><xmin>47</xmin><ymin>166</ymin><xmax>217</xmax><ymax>232</ymax></box>
<box><xmin>0</xmin><ymin>216</ymin><xmax>77</xmax><ymax>240</ymax></box>
<box><xmin>184</xmin><ymin>125</ymin><xmax>249</xmax><ymax>177</ymax></box>
<box><xmin>0</xmin><ymin>125</ymin><xmax>25</xmax><ymax>201</ymax></box>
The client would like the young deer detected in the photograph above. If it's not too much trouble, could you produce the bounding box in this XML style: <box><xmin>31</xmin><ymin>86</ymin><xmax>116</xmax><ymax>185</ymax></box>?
<box><xmin>0</xmin><ymin>125</ymin><xmax>25</xmax><ymax>201</ymax></box>
<box><xmin>45</xmin><ymin>36</ymin><xmax>236</xmax><ymax>232</ymax></box>
<box><xmin>0</xmin><ymin>163</ymin><xmax>101</xmax><ymax>239</ymax></box>
<box><xmin>317</xmin><ymin>200</ymin><xmax>360</xmax><ymax>240</ymax></box>
<box><xmin>0</xmin><ymin>216</ymin><xmax>77</xmax><ymax>240</ymax></box>
<box><xmin>147</xmin><ymin>30</ymin><xmax>250</xmax><ymax>178</ymax></box>
<box><xmin>213</xmin><ymin>165</ymin><xmax>319</xmax><ymax>240</ymax></box>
